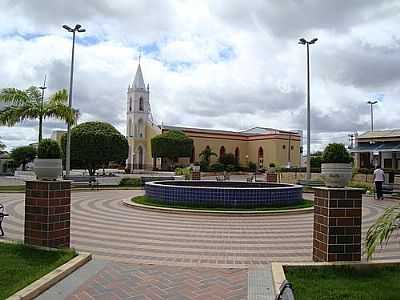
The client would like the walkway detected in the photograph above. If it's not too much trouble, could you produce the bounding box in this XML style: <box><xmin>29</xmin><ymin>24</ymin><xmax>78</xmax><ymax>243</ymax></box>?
<box><xmin>1</xmin><ymin>190</ymin><xmax>398</xmax><ymax>299</ymax></box>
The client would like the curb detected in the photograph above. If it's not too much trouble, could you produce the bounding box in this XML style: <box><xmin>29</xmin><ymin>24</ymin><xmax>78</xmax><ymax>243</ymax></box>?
<box><xmin>6</xmin><ymin>252</ymin><xmax>92</xmax><ymax>300</ymax></box>
<box><xmin>123</xmin><ymin>199</ymin><xmax>314</xmax><ymax>216</ymax></box>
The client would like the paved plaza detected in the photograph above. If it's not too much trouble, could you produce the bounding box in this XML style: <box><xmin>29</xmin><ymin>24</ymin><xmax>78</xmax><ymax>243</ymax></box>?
<box><xmin>1</xmin><ymin>190</ymin><xmax>399</xmax><ymax>299</ymax></box>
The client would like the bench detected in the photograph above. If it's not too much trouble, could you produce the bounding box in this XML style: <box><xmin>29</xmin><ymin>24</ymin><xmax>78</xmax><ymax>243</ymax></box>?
<box><xmin>65</xmin><ymin>176</ymin><xmax>99</xmax><ymax>190</ymax></box>
<box><xmin>0</xmin><ymin>204</ymin><xmax>9</xmax><ymax>236</ymax></box>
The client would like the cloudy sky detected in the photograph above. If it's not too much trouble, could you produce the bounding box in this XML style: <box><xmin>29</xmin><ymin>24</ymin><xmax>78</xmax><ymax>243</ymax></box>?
<box><xmin>0</xmin><ymin>0</ymin><xmax>399</xmax><ymax>152</ymax></box>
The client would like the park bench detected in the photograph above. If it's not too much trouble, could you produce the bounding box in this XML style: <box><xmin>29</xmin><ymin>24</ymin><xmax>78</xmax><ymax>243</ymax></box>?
<box><xmin>0</xmin><ymin>204</ymin><xmax>9</xmax><ymax>237</ymax></box>
<box><xmin>65</xmin><ymin>176</ymin><xmax>99</xmax><ymax>190</ymax></box>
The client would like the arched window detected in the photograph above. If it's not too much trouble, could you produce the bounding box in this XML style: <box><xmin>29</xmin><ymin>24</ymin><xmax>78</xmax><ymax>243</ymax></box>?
<box><xmin>219</xmin><ymin>146</ymin><xmax>226</xmax><ymax>157</ymax></box>
<box><xmin>258</xmin><ymin>147</ymin><xmax>264</xmax><ymax>168</ymax></box>
<box><xmin>235</xmin><ymin>147</ymin><xmax>240</xmax><ymax>163</ymax></box>
<box><xmin>139</xmin><ymin>97</ymin><xmax>144</xmax><ymax>111</ymax></box>
<box><xmin>129</xmin><ymin>97</ymin><xmax>132</xmax><ymax>112</ymax></box>
<box><xmin>137</xmin><ymin>119</ymin><xmax>144</xmax><ymax>138</ymax></box>
<box><xmin>190</xmin><ymin>147</ymin><xmax>195</xmax><ymax>163</ymax></box>
<box><xmin>137</xmin><ymin>146</ymin><xmax>144</xmax><ymax>169</ymax></box>
<box><xmin>128</xmin><ymin>119</ymin><xmax>132</xmax><ymax>137</ymax></box>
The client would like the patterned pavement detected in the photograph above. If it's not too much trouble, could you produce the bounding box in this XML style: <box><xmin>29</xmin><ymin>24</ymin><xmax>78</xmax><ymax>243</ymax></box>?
<box><xmin>1</xmin><ymin>190</ymin><xmax>399</xmax><ymax>299</ymax></box>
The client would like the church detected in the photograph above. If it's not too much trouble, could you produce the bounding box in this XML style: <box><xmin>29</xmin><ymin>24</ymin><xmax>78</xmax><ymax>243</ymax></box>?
<box><xmin>126</xmin><ymin>62</ymin><xmax>302</xmax><ymax>171</ymax></box>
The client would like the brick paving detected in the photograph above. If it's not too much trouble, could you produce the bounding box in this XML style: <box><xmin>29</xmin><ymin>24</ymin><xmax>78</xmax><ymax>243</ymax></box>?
<box><xmin>1</xmin><ymin>190</ymin><xmax>399</xmax><ymax>299</ymax></box>
<box><xmin>65</xmin><ymin>262</ymin><xmax>248</xmax><ymax>300</ymax></box>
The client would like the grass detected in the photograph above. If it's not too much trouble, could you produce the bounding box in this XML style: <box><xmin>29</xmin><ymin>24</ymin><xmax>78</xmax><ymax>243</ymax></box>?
<box><xmin>132</xmin><ymin>195</ymin><xmax>313</xmax><ymax>211</ymax></box>
<box><xmin>119</xmin><ymin>177</ymin><xmax>143</xmax><ymax>187</ymax></box>
<box><xmin>0</xmin><ymin>185</ymin><xmax>25</xmax><ymax>192</ymax></box>
<box><xmin>285</xmin><ymin>265</ymin><xmax>400</xmax><ymax>300</ymax></box>
<box><xmin>0</xmin><ymin>243</ymin><xmax>76</xmax><ymax>299</ymax></box>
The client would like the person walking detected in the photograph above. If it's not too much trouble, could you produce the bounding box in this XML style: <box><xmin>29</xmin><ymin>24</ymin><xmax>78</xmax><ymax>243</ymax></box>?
<box><xmin>373</xmin><ymin>165</ymin><xmax>385</xmax><ymax>200</ymax></box>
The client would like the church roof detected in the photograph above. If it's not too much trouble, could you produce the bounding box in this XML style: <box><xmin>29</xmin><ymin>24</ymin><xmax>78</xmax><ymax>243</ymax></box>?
<box><xmin>133</xmin><ymin>63</ymin><xmax>146</xmax><ymax>89</ymax></box>
<box><xmin>163</xmin><ymin>125</ymin><xmax>300</xmax><ymax>137</ymax></box>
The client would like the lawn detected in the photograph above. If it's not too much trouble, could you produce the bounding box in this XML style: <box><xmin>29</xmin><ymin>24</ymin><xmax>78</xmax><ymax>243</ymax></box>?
<box><xmin>0</xmin><ymin>185</ymin><xmax>25</xmax><ymax>192</ymax></box>
<box><xmin>285</xmin><ymin>265</ymin><xmax>400</xmax><ymax>300</ymax></box>
<box><xmin>0</xmin><ymin>243</ymin><xmax>76</xmax><ymax>299</ymax></box>
<box><xmin>132</xmin><ymin>195</ymin><xmax>313</xmax><ymax>211</ymax></box>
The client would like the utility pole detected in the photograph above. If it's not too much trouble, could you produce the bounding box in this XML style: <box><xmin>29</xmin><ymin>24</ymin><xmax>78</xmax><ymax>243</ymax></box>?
<box><xmin>38</xmin><ymin>75</ymin><xmax>47</xmax><ymax>143</ymax></box>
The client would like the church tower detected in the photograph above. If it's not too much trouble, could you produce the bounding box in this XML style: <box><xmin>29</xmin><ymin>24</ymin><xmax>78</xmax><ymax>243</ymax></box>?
<box><xmin>126</xmin><ymin>61</ymin><xmax>151</xmax><ymax>170</ymax></box>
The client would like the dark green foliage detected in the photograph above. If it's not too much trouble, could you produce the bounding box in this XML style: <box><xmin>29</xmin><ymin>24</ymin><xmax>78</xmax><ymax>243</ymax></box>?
<box><xmin>61</xmin><ymin>122</ymin><xmax>128</xmax><ymax>176</ymax></box>
<box><xmin>37</xmin><ymin>139</ymin><xmax>61</xmax><ymax>159</ymax></box>
<box><xmin>321</xmin><ymin>143</ymin><xmax>352</xmax><ymax>164</ymax></box>
<box><xmin>209</xmin><ymin>163</ymin><xmax>225</xmax><ymax>172</ymax></box>
<box><xmin>219</xmin><ymin>153</ymin><xmax>236</xmax><ymax>166</ymax></box>
<box><xmin>248</xmin><ymin>161</ymin><xmax>257</xmax><ymax>172</ymax></box>
<box><xmin>10</xmin><ymin>145</ymin><xmax>36</xmax><ymax>171</ymax></box>
<box><xmin>310</xmin><ymin>155</ymin><xmax>322</xmax><ymax>168</ymax></box>
<box><xmin>0</xmin><ymin>243</ymin><xmax>76</xmax><ymax>299</ymax></box>
<box><xmin>199</xmin><ymin>160</ymin><xmax>209</xmax><ymax>172</ymax></box>
<box><xmin>119</xmin><ymin>177</ymin><xmax>142</xmax><ymax>187</ymax></box>
<box><xmin>286</xmin><ymin>265</ymin><xmax>400</xmax><ymax>300</ymax></box>
<box><xmin>225</xmin><ymin>164</ymin><xmax>237</xmax><ymax>172</ymax></box>
<box><xmin>269</xmin><ymin>163</ymin><xmax>276</xmax><ymax>168</ymax></box>
<box><xmin>151</xmin><ymin>130</ymin><xmax>193</xmax><ymax>160</ymax></box>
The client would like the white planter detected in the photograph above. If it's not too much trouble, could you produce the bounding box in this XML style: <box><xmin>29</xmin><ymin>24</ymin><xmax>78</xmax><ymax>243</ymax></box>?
<box><xmin>34</xmin><ymin>158</ymin><xmax>62</xmax><ymax>180</ymax></box>
<box><xmin>192</xmin><ymin>166</ymin><xmax>200</xmax><ymax>172</ymax></box>
<box><xmin>174</xmin><ymin>175</ymin><xmax>185</xmax><ymax>181</ymax></box>
<box><xmin>321</xmin><ymin>163</ymin><xmax>352</xmax><ymax>188</ymax></box>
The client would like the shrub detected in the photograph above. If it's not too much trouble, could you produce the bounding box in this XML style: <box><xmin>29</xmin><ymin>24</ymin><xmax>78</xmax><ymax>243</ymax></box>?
<box><xmin>248</xmin><ymin>161</ymin><xmax>257</xmax><ymax>172</ymax></box>
<box><xmin>321</xmin><ymin>143</ymin><xmax>352</xmax><ymax>164</ymax></box>
<box><xmin>347</xmin><ymin>181</ymin><xmax>373</xmax><ymax>193</ymax></box>
<box><xmin>269</xmin><ymin>163</ymin><xmax>276</xmax><ymax>168</ymax></box>
<box><xmin>200</xmin><ymin>160</ymin><xmax>209</xmax><ymax>172</ymax></box>
<box><xmin>175</xmin><ymin>167</ymin><xmax>192</xmax><ymax>180</ymax></box>
<box><xmin>37</xmin><ymin>139</ymin><xmax>62</xmax><ymax>159</ymax></box>
<box><xmin>209</xmin><ymin>163</ymin><xmax>225</xmax><ymax>172</ymax></box>
<box><xmin>119</xmin><ymin>177</ymin><xmax>142</xmax><ymax>187</ymax></box>
<box><xmin>219</xmin><ymin>153</ymin><xmax>236</xmax><ymax>166</ymax></box>
<box><xmin>225</xmin><ymin>164</ymin><xmax>236</xmax><ymax>172</ymax></box>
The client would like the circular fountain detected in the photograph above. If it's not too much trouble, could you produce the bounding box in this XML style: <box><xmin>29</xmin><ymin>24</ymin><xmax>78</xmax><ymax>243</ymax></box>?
<box><xmin>145</xmin><ymin>181</ymin><xmax>303</xmax><ymax>209</ymax></box>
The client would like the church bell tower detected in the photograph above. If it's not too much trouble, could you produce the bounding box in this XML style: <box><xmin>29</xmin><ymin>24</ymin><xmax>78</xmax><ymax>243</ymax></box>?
<box><xmin>126</xmin><ymin>60</ymin><xmax>151</xmax><ymax>171</ymax></box>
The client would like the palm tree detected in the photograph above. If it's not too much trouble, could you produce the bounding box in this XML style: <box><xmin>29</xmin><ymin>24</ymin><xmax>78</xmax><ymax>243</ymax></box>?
<box><xmin>365</xmin><ymin>205</ymin><xmax>400</xmax><ymax>259</ymax></box>
<box><xmin>199</xmin><ymin>146</ymin><xmax>217</xmax><ymax>164</ymax></box>
<box><xmin>0</xmin><ymin>86</ymin><xmax>77</xmax><ymax>143</ymax></box>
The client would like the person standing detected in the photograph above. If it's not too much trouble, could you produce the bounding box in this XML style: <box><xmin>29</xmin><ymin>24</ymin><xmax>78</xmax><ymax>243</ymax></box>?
<box><xmin>373</xmin><ymin>165</ymin><xmax>385</xmax><ymax>200</ymax></box>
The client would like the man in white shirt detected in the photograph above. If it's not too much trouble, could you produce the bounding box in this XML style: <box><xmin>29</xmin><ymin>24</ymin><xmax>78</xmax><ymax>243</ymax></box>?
<box><xmin>373</xmin><ymin>166</ymin><xmax>385</xmax><ymax>200</ymax></box>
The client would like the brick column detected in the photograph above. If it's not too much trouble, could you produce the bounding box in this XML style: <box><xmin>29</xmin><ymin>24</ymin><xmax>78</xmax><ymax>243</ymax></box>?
<box><xmin>24</xmin><ymin>180</ymin><xmax>71</xmax><ymax>248</ymax></box>
<box><xmin>266</xmin><ymin>173</ymin><xmax>277</xmax><ymax>183</ymax></box>
<box><xmin>313</xmin><ymin>187</ymin><xmax>362</xmax><ymax>262</ymax></box>
<box><xmin>192</xmin><ymin>171</ymin><xmax>201</xmax><ymax>180</ymax></box>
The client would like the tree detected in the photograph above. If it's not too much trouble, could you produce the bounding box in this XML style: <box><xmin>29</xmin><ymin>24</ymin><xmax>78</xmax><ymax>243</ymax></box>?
<box><xmin>0</xmin><ymin>139</ymin><xmax>5</xmax><ymax>153</ymax></box>
<box><xmin>0</xmin><ymin>86</ymin><xmax>77</xmax><ymax>143</ymax></box>
<box><xmin>365</xmin><ymin>205</ymin><xmax>400</xmax><ymax>260</ymax></box>
<box><xmin>10</xmin><ymin>145</ymin><xmax>36</xmax><ymax>171</ymax></box>
<box><xmin>151</xmin><ymin>130</ymin><xmax>193</xmax><ymax>167</ymax></box>
<box><xmin>61</xmin><ymin>122</ymin><xmax>128</xmax><ymax>176</ymax></box>
<box><xmin>199</xmin><ymin>147</ymin><xmax>217</xmax><ymax>164</ymax></box>
<box><xmin>219</xmin><ymin>153</ymin><xmax>236</xmax><ymax>166</ymax></box>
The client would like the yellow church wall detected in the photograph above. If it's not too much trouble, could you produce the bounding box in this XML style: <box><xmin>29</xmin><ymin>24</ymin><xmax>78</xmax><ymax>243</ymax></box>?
<box><xmin>144</xmin><ymin>123</ymin><xmax>161</xmax><ymax>168</ymax></box>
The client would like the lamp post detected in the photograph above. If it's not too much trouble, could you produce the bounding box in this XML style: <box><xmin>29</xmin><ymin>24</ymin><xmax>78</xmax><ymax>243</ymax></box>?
<box><xmin>63</xmin><ymin>24</ymin><xmax>85</xmax><ymax>177</ymax></box>
<box><xmin>367</xmin><ymin>100</ymin><xmax>378</xmax><ymax>132</ymax></box>
<box><xmin>38</xmin><ymin>75</ymin><xmax>47</xmax><ymax>143</ymax></box>
<box><xmin>298</xmin><ymin>37</ymin><xmax>318</xmax><ymax>181</ymax></box>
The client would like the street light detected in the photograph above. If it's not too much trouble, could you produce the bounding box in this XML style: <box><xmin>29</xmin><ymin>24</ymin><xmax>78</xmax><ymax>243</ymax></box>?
<box><xmin>298</xmin><ymin>37</ymin><xmax>318</xmax><ymax>181</ymax></box>
<box><xmin>38</xmin><ymin>75</ymin><xmax>47</xmax><ymax>143</ymax></box>
<box><xmin>367</xmin><ymin>100</ymin><xmax>378</xmax><ymax>132</ymax></box>
<box><xmin>63</xmin><ymin>24</ymin><xmax>85</xmax><ymax>177</ymax></box>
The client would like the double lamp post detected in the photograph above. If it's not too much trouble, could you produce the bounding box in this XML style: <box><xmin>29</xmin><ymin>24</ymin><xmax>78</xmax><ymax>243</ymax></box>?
<box><xmin>62</xmin><ymin>24</ymin><xmax>85</xmax><ymax>177</ymax></box>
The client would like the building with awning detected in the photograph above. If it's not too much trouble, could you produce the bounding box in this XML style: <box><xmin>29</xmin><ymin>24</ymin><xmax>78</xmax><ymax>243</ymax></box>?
<box><xmin>351</xmin><ymin>130</ymin><xmax>400</xmax><ymax>170</ymax></box>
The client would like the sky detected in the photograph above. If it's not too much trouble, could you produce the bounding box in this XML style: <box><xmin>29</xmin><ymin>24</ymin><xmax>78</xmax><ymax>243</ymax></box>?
<box><xmin>0</xmin><ymin>0</ymin><xmax>399</xmax><ymax>152</ymax></box>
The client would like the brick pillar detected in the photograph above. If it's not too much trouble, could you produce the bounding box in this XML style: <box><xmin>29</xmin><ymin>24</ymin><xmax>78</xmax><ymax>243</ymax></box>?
<box><xmin>24</xmin><ymin>181</ymin><xmax>71</xmax><ymax>248</ymax></box>
<box><xmin>313</xmin><ymin>187</ymin><xmax>362</xmax><ymax>262</ymax></box>
<box><xmin>192</xmin><ymin>171</ymin><xmax>201</xmax><ymax>180</ymax></box>
<box><xmin>266</xmin><ymin>173</ymin><xmax>277</xmax><ymax>183</ymax></box>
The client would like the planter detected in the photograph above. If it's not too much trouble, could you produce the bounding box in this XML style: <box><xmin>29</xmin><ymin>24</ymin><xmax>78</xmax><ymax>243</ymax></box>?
<box><xmin>192</xmin><ymin>165</ymin><xmax>200</xmax><ymax>172</ymax></box>
<box><xmin>321</xmin><ymin>163</ymin><xmax>352</xmax><ymax>188</ymax></box>
<box><xmin>33</xmin><ymin>158</ymin><xmax>62</xmax><ymax>180</ymax></box>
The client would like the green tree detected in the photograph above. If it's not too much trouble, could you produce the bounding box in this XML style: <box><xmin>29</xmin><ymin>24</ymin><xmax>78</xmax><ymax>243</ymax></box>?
<box><xmin>10</xmin><ymin>145</ymin><xmax>36</xmax><ymax>171</ymax></box>
<box><xmin>61</xmin><ymin>122</ymin><xmax>128</xmax><ymax>176</ymax></box>
<box><xmin>219</xmin><ymin>153</ymin><xmax>236</xmax><ymax>166</ymax></box>
<box><xmin>199</xmin><ymin>147</ymin><xmax>217</xmax><ymax>164</ymax></box>
<box><xmin>151</xmin><ymin>130</ymin><xmax>193</xmax><ymax>167</ymax></box>
<box><xmin>365</xmin><ymin>205</ymin><xmax>400</xmax><ymax>260</ymax></box>
<box><xmin>0</xmin><ymin>140</ymin><xmax>5</xmax><ymax>153</ymax></box>
<box><xmin>321</xmin><ymin>143</ymin><xmax>352</xmax><ymax>163</ymax></box>
<box><xmin>0</xmin><ymin>87</ymin><xmax>77</xmax><ymax>143</ymax></box>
